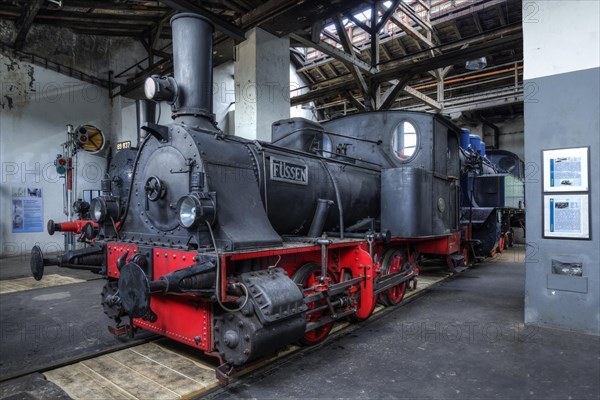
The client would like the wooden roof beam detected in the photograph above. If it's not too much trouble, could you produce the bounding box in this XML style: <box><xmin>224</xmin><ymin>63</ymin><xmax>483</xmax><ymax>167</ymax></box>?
<box><xmin>378</xmin><ymin>76</ymin><xmax>411</xmax><ymax>109</ymax></box>
<box><xmin>290</xmin><ymin>32</ymin><xmax>374</xmax><ymax>75</ymax></box>
<box><xmin>402</xmin><ymin>84</ymin><xmax>442</xmax><ymax>110</ymax></box>
<box><xmin>376</xmin><ymin>0</ymin><xmax>402</xmax><ymax>31</ymax></box>
<box><xmin>399</xmin><ymin>2</ymin><xmax>433</xmax><ymax>32</ymax></box>
<box><xmin>389</xmin><ymin>15</ymin><xmax>434</xmax><ymax>49</ymax></box>
<box><xmin>333</xmin><ymin>14</ymin><xmax>374</xmax><ymax>109</ymax></box>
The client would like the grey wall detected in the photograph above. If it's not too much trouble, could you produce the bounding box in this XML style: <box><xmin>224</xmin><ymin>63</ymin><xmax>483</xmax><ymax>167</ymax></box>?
<box><xmin>523</xmin><ymin>1</ymin><xmax>600</xmax><ymax>335</ymax></box>
<box><xmin>0</xmin><ymin>19</ymin><xmax>155</xmax><ymax>87</ymax></box>
<box><xmin>0</xmin><ymin>54</ymin><xmax>111</xmax><ymax>258</ymax></box>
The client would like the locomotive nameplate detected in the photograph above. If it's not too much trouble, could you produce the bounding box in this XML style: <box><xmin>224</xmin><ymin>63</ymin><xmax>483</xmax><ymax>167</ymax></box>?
<box><xmin>270</xmin><ymin>157</ymin><xmax>308</xmax><ymax>185</ymax></box>
<box><xmin>116</xmin><ymin>140</ymin><xmax>131</xmax><ymax>150</ymax></box>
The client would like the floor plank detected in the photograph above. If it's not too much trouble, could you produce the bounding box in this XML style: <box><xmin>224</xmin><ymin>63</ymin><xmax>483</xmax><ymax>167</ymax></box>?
<box><xmin>0</xmin><ymin>274</ymin><xmax>85</xmax><ymax>295</ymax></box>
<box><xmin>44</xmin><ymin>363</ymin><xmax>136</xmax><ymax>400</ymax></box>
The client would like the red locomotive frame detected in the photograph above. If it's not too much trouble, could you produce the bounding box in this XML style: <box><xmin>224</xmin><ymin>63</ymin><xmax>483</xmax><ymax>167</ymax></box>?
<box><xmin>106</xmin><ymin>231</ymin><xmax>462</xmax><ymax>361</ymax></box>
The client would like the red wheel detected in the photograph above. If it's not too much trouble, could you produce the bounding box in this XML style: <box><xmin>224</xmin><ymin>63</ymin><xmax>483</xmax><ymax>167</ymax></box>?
<box><xmin>380</xmin><ymin>249</ymin><xmax>409</xmax><ymax>307</ymax></box>
<box><xmin>293</xmin><ymin>263</ymin><xmax>333</xmax><ymax>345</ymax></box>
<box><xmin>498</xmin><ymin>235</ymin><xmax>504</xmax><ymax>253</ymax></box>
<box><xmin>342</xmin><ymin>270</ymin><xmax>376</xmax><ymax>322</ymax></box>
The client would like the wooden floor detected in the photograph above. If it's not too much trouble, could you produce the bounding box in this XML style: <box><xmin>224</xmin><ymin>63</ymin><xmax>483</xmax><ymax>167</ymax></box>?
<box><xmin>0</xmin><ymin>274</ymin><xmax>85</xmax><ymax>295</ymax></box>
<box><xmin>44</xmin><ymin>272</ymin><xmax>451</xmax><ymax>399</ymax></box>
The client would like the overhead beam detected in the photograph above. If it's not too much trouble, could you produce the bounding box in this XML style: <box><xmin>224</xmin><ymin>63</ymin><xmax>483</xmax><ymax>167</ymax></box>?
<box><xmin>159</xmin><ymin>0</ymin><xmax>246</xmax><ymax>41</ymax></box>
<box><xmin>343</xmin><ymin>13</ymin><xmax>371</xmax><ymax>33</ymax></box>
<box><xmin>291</xmin><ymin>26</ymin><xmax>522</xmax><ymax>105</ymax></box>
<box><xmin>13</xmin><ymin>0</ymin><xmax>44</xmax><ymax>50</ymax></box>
<box><xmin>402</xmin><ymin>84</ymin><xmax>442</xmax><ymax>110</ymax></box>
<box><xmin>332</xmin><ymin>14</ymin><xmax>374</xmax><ymax>109</ymax></box>
<box><xmin>152</xmin><ymin>16</ymin><xmax>168</xmax><ymax>50</ymax></box>
<box><xmin>345</xmin><ymin>91</ymin><xmax>366</xmax><ymax>112</ymax></box>
<box><xmin>61</xmin><ymin>1</ymin><xmax>168</xmax><ymax>11</ymax></box>
<box><xmin>221</xmin><ymin>0</ymin><xmax>248</xmax><ymax>14</ymax></box>
<box><xmin>496</xmin><ymin>4</ymin><xmax>507</xmax><ymax>26</ymax></box>
<box><xmin>370</xmin><ymin>3</ymin><xmax>380</xmax><ymax>69</ymax></box>
<box><xmin>378</xmin><ymin>76</ymin><xmax>411</xmax><ymax>109</ymax></box>
<box><xmin>237</xmin><ymin>0</ymin><xmax>300</xmax><ymax>29</ymax></box>
<box><xmin>32</xmin><ymin>20</ymin><xmax>150</xmax><ymax>32</ymax></box>
<box><xmin>437</xmin><ymin>88</ymin><xmax>523</xmax><ymax>115</ymax></box>
<box><xmin>290</xmin><ymin>32</ymin><xmax>374</xmax><ymax>75</ymax></box>
<box><xmin>389</xmin><ymin>15</ymin><xmax>435</xmax><ymax>49</ymax></box>
<box><xmin>13</xmin><ymin>10</ymin><xmax>166</xmax><ymax>23</ymax></box>
<box><xmin>374</xmin><ymin>25</ymin><xmax>521</xmax><ymax>82</ymax></box>
<box><xmin>415</xmin><ymin>0</ymin><xmax>430</xmax><ymax>11</ymax></box>
<box><xmin>311</xmin><ymin>20</ymin><xmax>323</xmax><ymax>43</ymax></box>
<box><xmin>321</xmin><ymin>30</ymin><xmax>362</xmax><ymax>55</ymax></box>
<box><xmin>473</xmin><ymin>12</ymin><xmax>484</xmax><ymax>33</ymax></box>
<box><xmin>399</xmin><ymin>2</ymin><xmax>433</xmax><ymax>32</ymax></box>
<box><xmin>451</xmin><ymin>20</ymin><xmax>462</xmax><ymax>39</ymax></box>
<box><xmin>380</xmin><ymin>42</ymin><xmax>392</xmax><ymax>60</ymax></box>
<box><xmin>376</xmin><ymin>0</ymin><xmax>401</xmax><ymax>31</ymax></box>
<box><xmin>439</xmin><ymin>65</ymin><xmax>453</xmax><ymax>78</ymax></box>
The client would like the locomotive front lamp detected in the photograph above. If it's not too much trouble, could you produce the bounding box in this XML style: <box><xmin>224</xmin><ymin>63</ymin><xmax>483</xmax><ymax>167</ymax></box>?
<box><xmin>177</xmin><ymin>193</ymin><xmax>216</xmax><ymax>230</ymax></box>
<box><xmin>177</xmin><ymin>195</ymin><xmax>200</xmax><ymax>229</ymax></box>
<box><xmin>90</xmin><ymin>197</ymin><xmax>105</xmax><ymax>222</ymax></box>
<box><xmin>90</xmin><ymin>196</ymin><xmax>120</xmax><ymax>223</ymax></box>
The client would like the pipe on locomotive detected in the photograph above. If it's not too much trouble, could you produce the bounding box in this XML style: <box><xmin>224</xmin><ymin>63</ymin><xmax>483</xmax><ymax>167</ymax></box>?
<box><xmin>137</xmin><ymin>99</ymin><xmax>157</xmax><ymax>144</ymax></box>
<box><xmin>144</xmin><ymin>13</ymin><xmax>214</xmax><ymax>122</ymax></box>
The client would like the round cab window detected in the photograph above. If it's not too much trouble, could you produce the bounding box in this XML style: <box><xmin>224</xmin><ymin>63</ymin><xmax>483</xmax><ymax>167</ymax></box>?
<box><xmin>310</xmin><ymin>133</ymin><xmax>333</xmax><ymax>158</ymax></box>
<box><xmin>392</xmin><ymin>121</ymin><xmax>418</xmax><ymax>161</ymax></box>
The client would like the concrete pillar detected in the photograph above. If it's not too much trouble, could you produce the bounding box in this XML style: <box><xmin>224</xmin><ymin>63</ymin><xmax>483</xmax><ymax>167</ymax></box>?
<box><xmin>523</xmin><ymin>1</ymin><xmax>600</xmax><ymax>335</ymax></box>
<box><xmin>234</xmin><ymin>27</ymin><xmax>290</xmax><ymax>141</ymax></box>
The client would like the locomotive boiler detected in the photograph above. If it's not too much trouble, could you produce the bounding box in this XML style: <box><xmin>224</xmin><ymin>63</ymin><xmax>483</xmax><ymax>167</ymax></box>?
<box><xmin>32</xmin><ymin>12</ymin><xmax>470</xmax><ymax>372</ymax></box>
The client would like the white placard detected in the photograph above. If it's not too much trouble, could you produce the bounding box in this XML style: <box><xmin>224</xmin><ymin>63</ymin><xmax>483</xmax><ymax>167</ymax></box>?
<box><xmin>11</xmin><ymin>186</ymin><xmax>44</xmax><ymax>233</ymax></box>
<box><xmin>543</xmin><ymin>194</ymin><xmax>589</xmax><ymax>239</ymax></box>
<box><xmin>543</xmin><ymin>147</ymin><xmax>589</xmax><ymax>192</ymax></box>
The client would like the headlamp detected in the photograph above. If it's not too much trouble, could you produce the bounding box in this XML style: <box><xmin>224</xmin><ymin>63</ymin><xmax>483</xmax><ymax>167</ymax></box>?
<box><xmin>90</xmin><ymin>197</ymin><xmax>106</xmax><ymax>223</ymax></box>
<box><xmin>90</xmin><ymin>196</ymin><xmax>120</xmax><ymax>223</ymax></box>
<box><xmin>177</xmin><ymin>193</ymin><xmax>216</xmax><ymax>230</ymax></box>
<box><xmin>178</xmin><ymin>195</ymin><xmax>199</xmax><ymax>229</ymax></box>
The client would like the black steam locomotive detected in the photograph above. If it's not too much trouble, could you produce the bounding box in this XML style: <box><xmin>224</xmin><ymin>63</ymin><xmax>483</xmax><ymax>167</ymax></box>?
<box><xmin>31</xmin><ymin>13</ymin><xmax>524</xmax><ymax>372</ymax></box>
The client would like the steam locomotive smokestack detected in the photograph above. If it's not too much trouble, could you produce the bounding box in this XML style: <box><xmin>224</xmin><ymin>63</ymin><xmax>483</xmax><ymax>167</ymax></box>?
<box><xmin>144</xmin><ymin>13</ymin><xmax>214</xmax><ymax>121</ymax></box>
<box><xmin>171</xmin><ymin>13</ymin><xmax>214</xmax><ymax>119</ymax></box>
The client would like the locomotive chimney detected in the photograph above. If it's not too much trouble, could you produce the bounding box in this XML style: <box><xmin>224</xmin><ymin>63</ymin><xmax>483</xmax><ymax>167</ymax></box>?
<box><xmin>144</xmin><ymin>13</ymin><xmax>214</xmax><ymax>122</ymax></box>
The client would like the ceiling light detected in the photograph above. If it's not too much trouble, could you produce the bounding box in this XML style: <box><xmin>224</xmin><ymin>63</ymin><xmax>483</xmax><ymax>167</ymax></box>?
<box><xmin>465</xmin><ymin>57</ymin><xmax>488</xmax><ymax>70</ymax></box>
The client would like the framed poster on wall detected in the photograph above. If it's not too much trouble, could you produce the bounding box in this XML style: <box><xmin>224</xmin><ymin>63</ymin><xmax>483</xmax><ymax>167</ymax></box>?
<box><xmin>542</xmin><ymin>147</ymin><xmax>589</xmax><ymax>192</ymax></box>
<box><xmin>543</xmin><ymin>194</ymin><xmax>590</xmax><ymax>239</ymax></box>
<box><xmin>11</xmin><ymin>186</ymin><xmax>44</xmax><ymax>233</ymax></box>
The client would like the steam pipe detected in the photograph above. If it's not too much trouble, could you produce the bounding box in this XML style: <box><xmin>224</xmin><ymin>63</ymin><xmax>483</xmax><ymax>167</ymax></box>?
<box><xmin>137</xmin><ymin>99</ymin><xmax>157</xmax><ymax>145</ymax></box>
<box><xmin>308</xmin><ymin>199</ymin><xmax>334</xmax><ymax>238</ymax></box>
